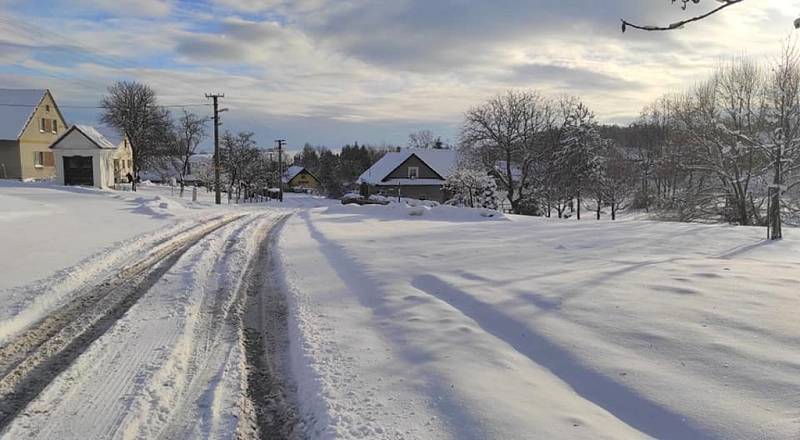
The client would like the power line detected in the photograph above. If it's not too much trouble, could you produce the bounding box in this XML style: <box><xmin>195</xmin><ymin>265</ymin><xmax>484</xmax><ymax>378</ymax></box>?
<box><xmin>0</xmin><ymin>103</ymin><xmax>211</xmax><ymax>109</ymax></box>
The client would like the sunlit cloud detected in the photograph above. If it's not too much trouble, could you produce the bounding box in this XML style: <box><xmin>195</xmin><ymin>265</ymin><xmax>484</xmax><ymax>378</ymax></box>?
<box><xmin>1</xmin><ymin>0</ymin><xmax>799</xmax><ymax>147</ymax></box>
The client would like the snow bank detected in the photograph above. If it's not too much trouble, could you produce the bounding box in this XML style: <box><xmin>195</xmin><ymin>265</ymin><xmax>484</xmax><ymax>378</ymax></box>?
<box><xmin>326</xmin><ymin>201</ymin><xmax>506</xmax><ymax>223</ymax></box>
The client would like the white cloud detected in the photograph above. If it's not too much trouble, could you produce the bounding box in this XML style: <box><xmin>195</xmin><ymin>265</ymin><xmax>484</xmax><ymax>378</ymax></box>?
<box><xmin>2</xmin><ymin>0</ymin><xmax>800</xmax><ymax>145</ymax></box>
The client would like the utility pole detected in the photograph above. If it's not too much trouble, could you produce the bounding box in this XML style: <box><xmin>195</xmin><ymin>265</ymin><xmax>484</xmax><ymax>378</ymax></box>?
<box><xmin>275</xmin><ymin>139</ymin><xmax>286</xmax><ymax>202</ymax></box>
<box><xmin>205</xmin><ymin>93</ymin><xmax>224</xmax><ymax>205</ymax></box>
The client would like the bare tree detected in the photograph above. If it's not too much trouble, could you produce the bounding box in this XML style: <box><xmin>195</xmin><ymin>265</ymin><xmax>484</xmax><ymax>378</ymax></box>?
<box><xmin>101</xmin><ymin>81</ymin><xmax>167</xmax><ymax>191</ymax></box>
<box><xmin>756</xmin><ymin>43</ymin><xmax>800</xmax><ymax>238</ymax></box>
<box><xmin>174</xmin><ymin>109</ymin><xmax>208</xmax><ymax>197</ymax></box>
<box><xmin>552</xmin><ymin>98</ymin><xmax>607</xmax><ymax>220</ymax></box>
<box><xmin>221</xmin><ymin>131</ymin><xmax>260</xmax><ymax>203</ymax></box>
<box><xmin>407</xmin><ymin>130</ymin><xmax>449</xmax><ymax>149</ymax></box>
<box><xmin>460</xmin><ymin>90</ymin><xmax>554</xmax><ymax>214</ymax></box>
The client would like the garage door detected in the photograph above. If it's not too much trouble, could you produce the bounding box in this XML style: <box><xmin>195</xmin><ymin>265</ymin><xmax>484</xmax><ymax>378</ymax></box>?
<box><xmin>63</xmin><ymin>156</ymin><xmax>94</xmax><ymax>186</ymax></box>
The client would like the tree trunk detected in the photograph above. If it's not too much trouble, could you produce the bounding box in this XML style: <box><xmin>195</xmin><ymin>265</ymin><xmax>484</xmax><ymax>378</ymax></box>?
<box><xmin>770</xmin><ymin>143</ymin><xmax>783</xmax><ymax>240</ymax></box>
<box><xmin>576</xmin><ymin>191</ymin><xmax>581</xmax><ymax>220</ymax></box>
<box><xmin>130</xmin><ymin>141</ymin><xmax>138</xmax><ymax>192</ymax></box>
<box><xmin>596</xmin><ymin>198</ymin><xmax>601</xmax><ymax>220</ymax></box>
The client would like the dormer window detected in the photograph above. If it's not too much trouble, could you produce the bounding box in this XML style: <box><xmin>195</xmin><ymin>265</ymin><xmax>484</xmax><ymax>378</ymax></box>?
<box><xmin>408</xmin><ymin>166</ymin><xmax>419</xmax><ymax>179</ymax></box>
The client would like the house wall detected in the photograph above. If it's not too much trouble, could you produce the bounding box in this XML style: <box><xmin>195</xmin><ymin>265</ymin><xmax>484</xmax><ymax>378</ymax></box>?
<box><xmin>54</xmin><ymin>149</ymin><xmax>115</xmax><ymax>189</ymax></box>
<box><xmin>112</xmin><ymin>138</ymin><xmax>133</xmax><ymax>182</ymax></box>
<box><xmin>18</xmin><ymin>92</ymin><xmax>66</xmax><ymax>180</ymax></box>
<box><xmin>288</xmin><ymin>170</ymin><xmax>319</xmax><ymax>189</ymax></box>
<box><xmin>384</xmin><ymin>155</ymin><xmax>441</xmax><ymax>181</ymax></box>
<box><xmin>375</xmin><ymin>184</ymin><xmax>447</xmax><ymax>202</ymax></box>
<box><xmin>0</xmin><ymin>140</ymin><xmax>21</xmax><ymax>179</ymax></box>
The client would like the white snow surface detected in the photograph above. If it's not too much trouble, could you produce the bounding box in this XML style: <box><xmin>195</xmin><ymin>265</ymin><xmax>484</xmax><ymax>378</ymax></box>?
<box><xmin>0</xmin><ymin>181</ymin><xmax>333</xmax><ymax>439</ymax></box>
<box><xmin>3</xmin><ymin>179</ymin><xmax>799</xmax><ymax>439</ymax></box>
<box><xmin>278</xmin><ymin>203</ymin><xmax>800</xmax><ymax>439</ymax></box>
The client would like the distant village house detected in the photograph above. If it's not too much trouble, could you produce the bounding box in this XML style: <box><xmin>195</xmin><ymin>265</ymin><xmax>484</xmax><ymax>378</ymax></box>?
<box><xmin>283</xmin><ymin>165</ymin><xmax>319</xmax><ymax>192</ymax></box>
<box><xmin>358</xmin><ymin>149</ymin><xmax>457</xmax><ymax>202</ymax></box>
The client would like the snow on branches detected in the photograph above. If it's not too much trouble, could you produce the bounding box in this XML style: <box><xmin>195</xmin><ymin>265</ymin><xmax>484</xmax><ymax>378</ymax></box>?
<box><xmin>444</xmin><ymin>168</ymin><xmax>499</xmax><ymax>210</ymax></box>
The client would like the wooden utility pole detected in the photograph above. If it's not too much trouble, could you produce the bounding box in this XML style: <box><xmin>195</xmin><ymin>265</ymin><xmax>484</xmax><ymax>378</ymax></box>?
<box><xmin>275</xmin><ymin>139</ymin><xmax>286</xmax><ymax>202</ymax></box>
<box><xmin>205</xmin><ymin>93</ymin><xmax>224</xmax><ymax>205</ymax></box>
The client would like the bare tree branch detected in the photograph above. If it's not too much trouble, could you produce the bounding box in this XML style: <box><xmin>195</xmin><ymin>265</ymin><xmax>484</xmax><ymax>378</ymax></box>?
<box><xmin>621</xmin><ymin>0</ymin><xmax>745</xmax><ymax>33</ymax></box>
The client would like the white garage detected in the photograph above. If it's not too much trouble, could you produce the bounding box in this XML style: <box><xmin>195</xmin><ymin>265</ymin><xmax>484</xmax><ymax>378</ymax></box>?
<box><xmin>50</xmin><ymin>125</ymin><xmax>120</xmax><ymax>189</ymax></box>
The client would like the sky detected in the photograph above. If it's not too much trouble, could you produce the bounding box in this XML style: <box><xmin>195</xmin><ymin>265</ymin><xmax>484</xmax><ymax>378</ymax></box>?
<box><xmin>0</xmin><ymin>0</ymin><xmax>799</xmax><ymax>151</ymax></box>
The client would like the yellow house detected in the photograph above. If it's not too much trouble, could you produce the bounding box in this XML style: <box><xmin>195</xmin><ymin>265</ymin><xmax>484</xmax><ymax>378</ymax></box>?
<box><xmin>107</xmin><ymin>132</ymin><xmax>133</xmax><ymax>183</ymax></box>
<box><xmin>0</xmin><ymin>89</ymin><xmax>67</xmax><ymax>180</ymax></box>
<box><xmin>283</xmin><ymin>165</ymin><xmax>320</xmax><ymax>191</ymax></box>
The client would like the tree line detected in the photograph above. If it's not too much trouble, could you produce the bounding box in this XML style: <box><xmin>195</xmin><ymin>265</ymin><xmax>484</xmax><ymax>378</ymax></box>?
<box><xmin>458</xmin><ymin>91</ymin><xmax>634</xmax><ymax>220</ymax></box>
<box><xmin>458</xmin><ymin>44</ymin><xmax>800</xmax><ymax>237</ymax></box>
<box><xmin>100</xmin><ymin>81</ymin><xmax>283</xmax><ymax>201</ymax></box>
<box><xmin>292</xmin><ymin>143</ymin><xmax>391</xmax><ymax>197</ymax></box>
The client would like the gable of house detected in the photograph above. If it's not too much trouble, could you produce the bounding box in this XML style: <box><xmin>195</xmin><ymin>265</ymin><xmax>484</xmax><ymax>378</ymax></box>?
<box><xmin>1</xmin><ymin>89</ymin><xmax>68</xmax><ymax>180</ymax></box>
<box><xmin>383</xmin><ymin>154</ymin><xmax>443</xmax><ymax>181</ymax></box>
<box><xmin>359</xmin><ymin>149</ymin><xmax>457</xmax><ymax>187</ymax></box>
<box><xmin>18</xmin><ymin>90</ymin><xmax>67</xmax><ymax>141</ymax></box>
<box><xmin>288</xmin><ymin>169</ymin><xmax>319</xmax><ymax>187</ymax></box>
<box><xmin>50</xmin><ymin>125</ymin><xmax>118</xmax><ymax>151</ymax></box>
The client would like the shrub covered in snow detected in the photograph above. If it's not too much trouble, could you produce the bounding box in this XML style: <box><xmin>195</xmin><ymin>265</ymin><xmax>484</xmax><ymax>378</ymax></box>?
<box><xmin>444</xmin><ymin>169</ymin><xmax>499</xmax><ymax>210</ymax></box>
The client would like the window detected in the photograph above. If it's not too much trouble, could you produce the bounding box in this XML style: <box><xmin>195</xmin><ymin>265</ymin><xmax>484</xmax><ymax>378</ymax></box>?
<box><xmin>45</xmin><ymin>105</ymin><xmax>50</xmax><ymax>112</ymax></box>
<box><xmin>52</xmin><ymin>120</ymin><xmax>58</xmax><ymax>133</ymax></box>
<box><xmin>40</xmin><ymin>118</ymin><xmax>45</xmax><ymax>132</ymax></box>
<box><xmin>408</xmin><ymin>166</ymin><xmax>419</xmax><ymax>179</ymax></box>
<box><xmin>34</xmin><ymin>152</ymin><xmax>54</xmax><ymax>167</ymax></box>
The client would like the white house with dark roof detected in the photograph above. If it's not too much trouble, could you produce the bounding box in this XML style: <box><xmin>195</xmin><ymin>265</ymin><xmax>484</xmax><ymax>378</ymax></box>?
<box><xmin>0</xmin><ymin>88</ymin><xmax>67</xmax><ymax>180</ymax></box>
<box><xmin>358</xmin><ymin>149</ymin><xmax>457</xmax><ymax>202</ymax></box>
<box><xmin>49</xmin><ymin>125</ymin><xmax>127</xmax><ymax>189</ymax></box>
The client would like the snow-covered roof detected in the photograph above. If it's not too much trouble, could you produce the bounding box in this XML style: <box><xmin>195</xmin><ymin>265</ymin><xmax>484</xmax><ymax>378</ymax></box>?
<box><xmin>50</xmin><ymin>125</ymin><xmax>118</xmax><ymax>150</ymax></box>
<box><xmin>359</xmin><ymin>149</ymin><xmax>457</xmax><ymax>186</ymax></box>
<box><xmin>0</xmin><ymin>89</ymin><xmax>46</xmax><ymax>140</ymax></box>
<box><xmin>93</xmin><ymin>125</ymin><xmax>125</xmax><ymax>146</ymax></box>
<box><xmin>283</xmin><ymin>165</ymin><xmax>305</xmax><ymax>183</ymax></box>
<box><xmin>73</xmin><ymin>125</ymin><xmax>118</xmax><ymax>149</ymax></box>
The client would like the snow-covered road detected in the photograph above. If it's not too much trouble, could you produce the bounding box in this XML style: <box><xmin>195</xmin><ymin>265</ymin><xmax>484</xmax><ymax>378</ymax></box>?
<box><xmin>0</xmin><ymin>182</ymin><xmax>313</xmax><ymax>439</ymax></box>
<box><xmin>4</xmin><ymin>213</ymin><xmax>280</xmax><ymax>438</ymax></box>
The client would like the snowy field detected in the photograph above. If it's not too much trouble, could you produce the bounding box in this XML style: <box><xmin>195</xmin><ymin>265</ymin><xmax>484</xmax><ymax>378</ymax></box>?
<box><xmin>278</xmin><ymin>203</ymin><xmax>800</xmax><ymax>439</ymax></box>
<box><xmin>1</xmin><ymin>181</ymin><xmax>798</xmax><ymax>439</ymax></box>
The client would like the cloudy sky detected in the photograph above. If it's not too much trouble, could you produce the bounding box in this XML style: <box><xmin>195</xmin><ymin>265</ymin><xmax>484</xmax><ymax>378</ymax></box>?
<box><xmin>1</xmin><ymin>0</ymin><xmax>798</xmax><ymax>150</ymax></box>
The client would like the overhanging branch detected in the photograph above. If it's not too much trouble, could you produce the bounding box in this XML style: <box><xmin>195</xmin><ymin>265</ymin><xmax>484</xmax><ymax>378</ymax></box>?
<box><xmin>621</xmin><ymin>0</ymin><xmax>745</xmax><ymax>33</ymax></box>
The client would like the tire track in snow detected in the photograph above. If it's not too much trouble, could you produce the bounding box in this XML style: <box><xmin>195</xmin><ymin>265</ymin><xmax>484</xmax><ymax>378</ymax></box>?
<box><xmin>0</xmin><ymin>214</ymin><xmax>225</xmax><ymax>345</ymax></box>
<box><xmin>240</xmin><ymin>214</ymin><xmax>302</xmax><ymax>440</ymax></box>
<box><xmin>1</xmin><ymin>212</ymin><xmax>299</xmax><ymax>440</ymax></box>
<box><xmin>0</xmin><ymin>214</ymin><xmax>244</xmax><ymax>431</ymax></box>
